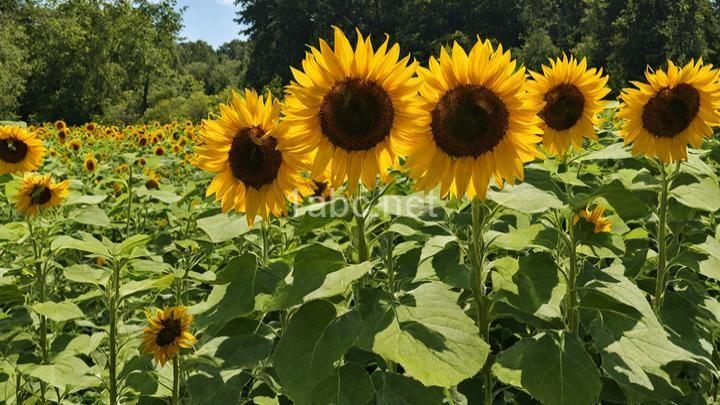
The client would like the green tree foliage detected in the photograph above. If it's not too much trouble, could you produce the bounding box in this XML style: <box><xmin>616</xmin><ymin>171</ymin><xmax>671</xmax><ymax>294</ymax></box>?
<box><xmin>0</xmin><ymin>9</ymin><xmax>29</xmax><ymax>120</ymax></box>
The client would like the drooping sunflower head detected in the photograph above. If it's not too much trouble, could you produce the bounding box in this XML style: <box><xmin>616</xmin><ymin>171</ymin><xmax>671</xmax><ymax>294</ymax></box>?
<box><xmin>83</xmin><ymin>155</ymin><xmax>97</xmax><ymax>173</ymax></box>
<box><xmin>13</xmin><ymin>173</ymin><xmax>70</xmax><ymax>216</ymax></box>
<box><xmin>400</xmin><ymin>39</ymin><xmax>541</xmax><ymax>200</ymax></box>
<box><xmin>573</xmin><ymin>204</ymin><xmax>612</xmax><ymax>234</ymax></box>
<box><xmin>194</xmin><ymin>89</ymin><xmax>312</xmax><ymax>226</ymax></box>
<box><xmin>618</xmin><ymin>59</ymin><xmax>720</xmax><ymax>163</ymax></box>
<box><xmin>0</xmin><ymin>126</ymin><xmax>46</xmax><ymax>175</ymax></box>
<box><xmin>283</xmin><ymin>27</ymin><xmax>423</xmax><ymax>191</ymax></box>
<box><xmin>527</xmin><ymin>54</ymin><xmax>610</xmax><ymax>156</ymax></box>
<box><xmin>142</xmin><ymin>306</ymin><xmax>196</xmax><ymax>366</ymax></box>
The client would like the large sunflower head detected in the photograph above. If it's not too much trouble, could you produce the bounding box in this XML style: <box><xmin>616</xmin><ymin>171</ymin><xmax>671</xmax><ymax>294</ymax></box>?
<box><xmin>399</xmin><ymin>39</ymin><xmax>541</xmax><ymax>200</ymax></box>
<box><xmin>14</xmin><ymin>173</ymin><xmax>70</xmax><ymax>216</ymax></box>
<box><xmin>527</xmin><ymin>55</ymin><xmax>610</xmax><ymax>156</ymax></box>
<box><xmin>0</xmin><ymin>126</ymin><xmax>46</xmax><ymax>175</ymax></box>
<box><xmin>194</xmin><ymin>89</ymin><xmax>312</xmax><ymax>226</ymax></box>
<box><xmin>142</xmin><ymin>306</ymin><xmax>196</xmax><ymax>366</ymax></box>
<box><xmin>618</xmin><ymin>59</ymin><xmax>720</xmax><ymax>163</ymax></box>
<box><xmin>283</xmin><ymin>27</ymin><xmax>423</xmax><ymax>191</ymax></box>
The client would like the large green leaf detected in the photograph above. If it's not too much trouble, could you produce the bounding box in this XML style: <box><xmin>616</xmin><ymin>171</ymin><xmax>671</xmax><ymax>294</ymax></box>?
<box><xmin>51</xmin><ymin>232</ymin><xmax>110</xmax><ymax>257</ymax></box>
<box><xmin>580</xmin><ymin>265</ymin><xmax>702</xmax><ymax>399</ymax></box>
<box><xmin>119</xmin><ymin>274</ymin><xmax>174</xmax><ymax>299</ymax></box>
<box><xmin>264</xmin><ymin>244</ymin><xmax>370</xmax><ymax>310</ymax></box>
<box><xmin>30</xmin><ymin>301</ymin><xmax>84</xmax><ymax>322</ymax></box>
<box><xmin>371</xmin><ymin>370</ymin><xmax>445</xmax><ymax>405</ymax></box>
<box><xmin>671</xmin><ymin>177</ymin><xmax>720</xmax><ymax>212</ymax></box>
<box><xmin>358</xmin><ymin>282</ymin><xmax>489</xmax><ymax>387</ymax></box>
<box><xmin>490</xmin><ymin>253</ymin><xmax>565</xmax><ymax>322</ymax></box>
<box><xmin>493</xmin><ymin>331</ymin><xmax>601</xmax><ymax>405</ymax></box>
<box><xmin>63</xmin><ymin>264</ymin><xmax>109</xmax><ymax>286</ymax></box>
<box><xmin>71</xmin><ymin>206</ymin><xmax>111</xmax><ymax>227</ymax></box>
<box><xmin>487</xmin><ymin>183</ymin><xmax>564</xmax><ymax>214</ymax></box>
<box><xmin>307</xmin><ymin>363</ymin><xmax>374</xmax><ymax>405</ymax></box>
<box><xmin>23</xmin><ymin>356</ymin><xmax>99</xmax><ymax>391</ymax></box>
<box><xmin>193</xmin><ymin>334</ymin><xmax>273</xmax><ymax>369</ymax></box>
<box><xmin>197</xmin><ymin>212</ymin><xmax>250</xmax><ymax>243</ymax></box>
<box><xmin>191</xmin><ymin>254</ymin><xmax>258</xmax><ymax>331</ymax></box>
<box><xmin>273</xmin><ymin>300</ymin><xmax>360</xmax><ymax>404</ymax></box>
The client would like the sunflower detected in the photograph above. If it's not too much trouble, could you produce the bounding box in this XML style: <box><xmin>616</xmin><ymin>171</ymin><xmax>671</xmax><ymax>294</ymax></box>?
<box><xmin>282</xmin><ymin>27</ymin><xmax>423</xmax><ymax>191</ymax></box>
<box><xmin>54</xmin><ymin>120</ymin><xmax>66</xmax><ymax>131</ymax></box>
<box><xmin>527</xmin><ymin>55</ymin><xmax>610</xmax><ymax>156</ymax></box>
<box><xmin>142</xmin><ymin>307</ymin><xmax>196</xmax><ymax>366</ymax></box>
<box><xmin>85</xmin><ymin>123</ymin><xmax>97</xmax><ymax>132</ymax></box>
<box><xmin>154</xmin><ymin>146</ymin><xmax>165</xmax><ymax>156</ymax></box>
<box><xmin>57</xmin><ymin>129</ymin><xmax>68</xmax><ymax>144</ymax></box>
<box><xmin>573</xmin><ymin>204</ymin><xmax>612</xmax><ymax>233</ymax></box>
<box><xmin>399</xmin><ymin>40</ymin><xmax>541</xmax><ymax>200</ymax></box>
<box><xmin>83</xmin><ymin>155</ymin><xmax>97</xmax><ymax>172</ymax></box>
<box><xmin>0</xmin><ymin>126</ymin><xmax>46</xmax><ymax>175</ymax></box>
<box><xmin>68</xmin><ymin>139</ymin><xmax>82</xmax><ymax>152</ymax></box>
<box><xmin>14</xmin><ymin>173</ymin><xmax>70</xmax><ymax>216</ymax></box>
<box><xmin>618</xmin><ymin>59</ymin><xmax>720</xmax><ymax>163</ymax></box>
<box><xmin>194</xmin><ymin>89</ymin><xmax>312</xmax><ymax>226</ymax></box>
<box><xmin>145</xmin><ymin>170</ymin><xmax>160</xmax><ymax>189</ymax></box>
<box><xmin>138</xmin><ymin>136</ymin><xmax>149</xmax><ymax>147</ymax></box>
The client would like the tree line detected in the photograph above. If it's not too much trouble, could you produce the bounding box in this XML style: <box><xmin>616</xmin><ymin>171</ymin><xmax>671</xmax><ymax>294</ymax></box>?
<box><xmin>2</xmin><ymin>0</ymin><xmax>720</xmax><ymax>124</ymax></box>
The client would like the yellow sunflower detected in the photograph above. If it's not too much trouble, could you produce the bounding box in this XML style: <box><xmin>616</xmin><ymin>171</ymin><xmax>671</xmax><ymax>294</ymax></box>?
<box><xmin>14</xmin><ymin>173</ymin><xmax>70</xmax><ymax>216</ymax></box>
<box><xmin>618</xmin><ymin>59</ymin><xmax>720</xmax><ymax>163</ymax></box>
<box><xmin>527</xmin><ymin>55</ymin><xmax>610</xmax><ymax>156</ymax></box>
<box><xmin>68</xmin><ymin>139</ymin><xmax>82</xmax><ymax>152</ymax></box>
<box><xmin>193</xmin><ymin>89</ymin><xmax>312</xmax><ymax>226</ymax></box>
<box><xmin>0</xmin><ymin>126</ymin><xmax>46</xmax><ymax>175</ymax></box>
<box><xmin>54</xmin><ymin>120</ymin><xmax>66</xmax><ymax>131</ymax></box>
<box><xmin>142</xmin><ymin>307</ymin><xmax>196</xmax><ymax>366</ymax></box>
<box><xmin>573</xmin><ymin>204</ymin><xmax>612</xmax><ymax>233</ymax></box>
<box><xmin>144</xmin><ymin>170</ymin><xmax>161</xmax><ymax>189</ymax></box>
<box><xmin>282</xmin><ymin>27</ymin><xmax>423</xmax><ymax>191</ymax></box>
<box><xmin>399</xmin><ymin>39</ymin><xmax>542</xmax><ymax>200</ymax></box>
<box><xmin>83</xmin><ymin>155</ymin><xmax>97</xmax><ymax>173</ymax></box>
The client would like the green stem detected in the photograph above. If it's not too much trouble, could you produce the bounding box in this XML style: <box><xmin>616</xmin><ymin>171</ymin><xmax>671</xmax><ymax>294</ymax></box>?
<box><xmin>261</xmin><ymin>219</ymin><xmax>271</xmax><ymax>267</ymax></box>
<box><xmin>354</xmin><ymin>197</ymin><xmax>369</xmax><ymax>263</ymax></box>
<box><xmin>108</xmin><ymin>261</ymin><xmax>121</xmax><ymax>405</ymax></box>
<box><xmin>653</xmin><ymin>163</ymin><xmax>670</xmax><ymax>313</ymax></box>
<box><xmin>172</xmin><ymin>356</ymin><xmax>180</xmax><ymax>405</ymax></box>
<box><xmin>28</xmin><ymin>219</ymin><xmax>48</xmax><ymax>404</ymax></box>
<box><xmin>125</xmin><ymin>164</ymin><xmax>133</xmax><ymax>238</ymax></box>
<box><xmin>470</xmin><ymin>199</ymin><xmax>493</xmax><ymax>404</ymax></box>
<box><xmin>564</xmin><ymin>218</ymin><xmax>579</xmax><ymax>333</ymax></box>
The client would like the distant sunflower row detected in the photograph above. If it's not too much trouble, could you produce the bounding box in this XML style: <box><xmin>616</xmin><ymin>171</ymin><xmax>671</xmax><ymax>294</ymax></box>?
<box><xmin>194</xmin><ymin>27</ymin><xmax>720</xmax><ymax>224</ymax></box>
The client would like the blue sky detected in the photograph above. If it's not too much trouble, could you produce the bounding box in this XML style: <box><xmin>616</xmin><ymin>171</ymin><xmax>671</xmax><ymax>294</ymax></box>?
<box><xmin>176</xmin><ymin>0</ymin><xmax>245</xmax><ymax>48</ymax></box>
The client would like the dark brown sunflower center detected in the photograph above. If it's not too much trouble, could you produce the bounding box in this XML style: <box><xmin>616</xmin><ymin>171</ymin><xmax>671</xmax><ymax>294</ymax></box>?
<box><xmin>0</xmin><ymin>138</ymin><xmax>29</xmax><ymax>164</ymax></box>
<box><xmin>641</xmin><ymin>83</ymin><xmax>701</xmax><ymax>138</ymax></box>
<box><xmin>431</xmin><ymin>85</ymin><xmax>509</xmax><ymax>158</ymax></box>
<box><xmin>319</xmin><ymin>78</ymin><xmax>394</xmax><ymax>151</ymax></box>
<box><xmin>30</xmin><ymin>185</ymin><xmax>52</xmax><ymax>205</ymax></box>
<box><xmin>541</xmin><ymin>84</ymin><xmax>585</xmax><ymax>131</ymax></box>
<box><xmin>228</xmin><ymin>126</ymin><xmax>282</xmax><ymax>189</ymax></box>
<box><xmin>86</xmin><ymin>161</ymin><xmax>95</xmax><ymax>171</ymax></box>
<box><xmin>155</xmin><ymin>318</ymin><xmax>182</xmax><ymax>347</ymax></box>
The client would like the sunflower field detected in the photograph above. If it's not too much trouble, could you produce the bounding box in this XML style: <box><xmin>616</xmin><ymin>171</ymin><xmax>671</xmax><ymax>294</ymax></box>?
<box><xmin>2</xmin><ymin>27</ymin><xmax>720</xmax><ymax>405</ymax></box>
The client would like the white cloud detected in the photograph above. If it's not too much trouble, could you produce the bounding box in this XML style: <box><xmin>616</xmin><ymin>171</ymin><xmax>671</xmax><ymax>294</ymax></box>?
<box><xmin>217</xmin><ymin>0</ymin><xmax>234</xmax><ymax>5</ymax></box>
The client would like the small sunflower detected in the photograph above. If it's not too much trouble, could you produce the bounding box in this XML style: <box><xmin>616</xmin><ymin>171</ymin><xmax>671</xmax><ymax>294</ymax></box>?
<box><xmin>145</xmin><ymin>170</ymin><xmax>161</xmax><ymax>189</ymax></box>
<box><xmin>154</xmin><ymin>145</ymin><xmax>165</xmax><ymax>156</ymax></box>
<box><xmin>68</xmin><ymin>139</ymin><xmax>82</xmax><ymax>152</ymax></box>
<box><xmin>194</xmin><ymin>89</ymin><xmax>312</xmax><ymax>225</ymax></box>
<box><xmin>57</xmin><ymin>129</ymin><xmax>68</xmax><ymax>144</ymax></box>
<box><xmin>142</xmin><ymin>307</ymin><xmax>196</xmax><ymax>366</ymax></box>
<box><xmin>54</xmin><ymin>120</ymin><xmax>66</xmax><ymax>131</ymax></box>
<box><xmin>618</xmin><ymin>59</ymin><xmax>720</xmax><ymax>163</ymax></box>
<box><xmin>14</xmin><ymin>173</ymin><xmax>70</xmax><ymax>216</ymax></box>
<box><xmin>85</xmin><ymin>123</ymin><xmax>97</xmax><ymax>132</ymax></box>
<box><xmin>83</xmin><ymin>155</ymin><xmax>97</xmax><ymax>172</ymax></box>
<box><xmin>573</xmin><ymin>204</ymin><xmax>612</xmax><ymax>233</ymax></box>
<box><xmin>282</xmin><ymin>27</ymin><xmax>423</xmax><ymax>191</ymax></box>
<box><xmin>527</xmin><ymin>55</ymin><xmax>610</xmax><ymax>156</ymax></box>
<box><xmin>0</xmin><ymin>126</ymin><xmax>46</xmax><ymax>175</ymax></box>
<box><xmin>400</xmin><ymin>39</ymin><xmax>542</xmax><ymax>200</ymax></box>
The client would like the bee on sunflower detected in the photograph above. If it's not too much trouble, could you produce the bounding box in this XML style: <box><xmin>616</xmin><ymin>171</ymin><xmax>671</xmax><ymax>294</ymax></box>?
<box><xmin>618</xmin><ymin>59</ymin><xmax>720</xmax><ymax>163</ymax></box>
<box><xmin>527</xmin><ymin>55</ymin><xmax>610</xmax><ymax>156</ymax></box>
<box><xmin>400</xmin><ymin>39</ymin><xmax>542</xmax><ymax>199</ymax></box>
<box><xmin>282</xmin><ymin>27</ymin><xmax>423</xmax><ymax>191</ymax></box>
<box><xmin>142</xmin><ymin>306</ymin><xmax>196</xmax><ymax>366</ymax></box>
<box><xmin>193</xmin><ymin>89</ymin><xmax>312</xmax><ymax>226</ymax></box>
<box><xmin>0</xmin><ymin>126</ymin><xmax>46</xmax><ymax>175</ymax></box>
<box><xmin>13</xmin><ymin>173</ymin><xmax>70</xmax><ymax>216</ymax></box>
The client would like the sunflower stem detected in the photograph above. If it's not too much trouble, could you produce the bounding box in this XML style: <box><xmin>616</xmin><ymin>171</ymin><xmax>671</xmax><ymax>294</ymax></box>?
<box><xmin>563</xmin><ymin>215</ymin><xmax>579</xmax><ymax>333</ymax></box>
<box><xmin>125</xmin><ymin>163</ymin><xmax>133</xmax><ymax>239</ymax></box>
<box><xmin>261</xmin><ymin>219</ymin><xmax>271</xmax><ymax>267</ymax></box>
<box><xmin>108</xmin><ymin>259</ymin><xmax>121</xmax><ymax>405</ymax></box>
<box><xmin>470</xmin><ymin>198</ymin><xmax>493</xmax><ymax>405</ymax></box>
<box><xmin>27</xmin><ymin>218</ymin><xmax>49</xmax><ymax>404</ymax></box>
<box><xmin>352</xmin><ymin>191</ymin><xmax>369</xmax><ymax>305</ymax></box>
<box><xmin>653</xmin><ymin>162</ymin><xmax>670</xmax><ymax>313</ymax></box>
<box><xmin>172</xmin><ymin>356</ymin><xmax>180</xmax><ymax>405</ymax></box>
